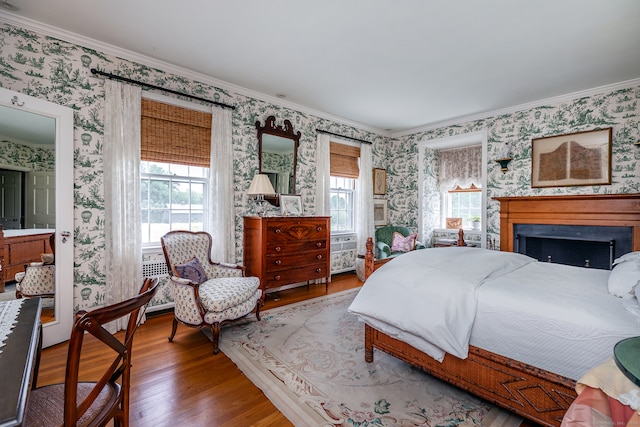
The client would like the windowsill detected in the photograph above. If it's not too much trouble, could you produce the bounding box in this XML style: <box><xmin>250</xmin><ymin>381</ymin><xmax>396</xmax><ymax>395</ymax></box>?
<box><xmin>331</xmin><ymin>231</ymin><xmax>357</xmax><ymax>237</ymax></box>
<box><xmin>434</xmin><ymin>228</ymin><xmax>481</xmax><ymax>234</ymax></box>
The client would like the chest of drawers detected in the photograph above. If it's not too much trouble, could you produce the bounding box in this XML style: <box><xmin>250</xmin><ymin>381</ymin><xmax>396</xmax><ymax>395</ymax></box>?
<box><xmin>243</xmin><ymin>216</ymin><xmax>330</xmax><ymax>300</ymax></box>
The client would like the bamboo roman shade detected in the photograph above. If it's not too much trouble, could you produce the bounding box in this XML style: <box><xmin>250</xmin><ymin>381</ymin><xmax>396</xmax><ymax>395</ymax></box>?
<box><xmin>141</xmin><ymin>98</ymin><xmax>212</xmax><ymax>167</ymax></box>
<box><xmin>330</xmin><ymin>141</ymin><xmax>360</xmax><ymax>179</ymax></box>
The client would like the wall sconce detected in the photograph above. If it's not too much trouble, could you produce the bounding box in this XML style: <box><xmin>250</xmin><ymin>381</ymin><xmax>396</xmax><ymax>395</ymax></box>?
<box><xmin>494</xmin><ymin>157</ymin><xmax>512</xmax><ymax>173</ymax></box>
<box><xmin>247</xmin><ymin>174</ymin><xmax>276</xmax><ymax>216</ymax></box>
<box><xmin>494</xmin><ymin>142</ymin><xmax>513</xmax><ymax>173</ymax></box>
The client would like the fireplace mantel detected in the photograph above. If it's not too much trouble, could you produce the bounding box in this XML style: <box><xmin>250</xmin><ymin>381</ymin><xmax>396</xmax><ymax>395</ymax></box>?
<box><xmin>494</xmin><ymin>194</ymin><xmax>640</xmax><ymax>253</ymax></box>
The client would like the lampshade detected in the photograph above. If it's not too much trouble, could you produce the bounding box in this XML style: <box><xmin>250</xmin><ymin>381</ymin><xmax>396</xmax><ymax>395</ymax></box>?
<box><xmin>247</xmin><ymin>174</ymin><xmax>276</xmax><ymax>195</ymax></box>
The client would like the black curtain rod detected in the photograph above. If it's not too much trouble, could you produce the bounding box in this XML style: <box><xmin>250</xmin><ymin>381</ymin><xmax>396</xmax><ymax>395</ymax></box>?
<box><xmin>90</xmin><ymin>68</ymin><xmax>236</xmax><ymax>110</ymax></box>
<box><xmin>316</xmin><ymin>129</ymin><xmax>372</xmax><ymax>145</ymax></box>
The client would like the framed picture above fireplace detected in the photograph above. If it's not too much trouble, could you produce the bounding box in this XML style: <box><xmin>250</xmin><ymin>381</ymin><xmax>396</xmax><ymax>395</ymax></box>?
<box><xmin>531</xmin><ymin>127</ymin><xmax>612</xmax><ymax>188</ymax></box>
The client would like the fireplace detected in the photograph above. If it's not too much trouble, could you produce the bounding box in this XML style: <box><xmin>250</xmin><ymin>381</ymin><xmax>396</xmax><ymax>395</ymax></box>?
<box><xmin>495</xmin><ymin>194</ymin><xmax>640</xmax><ymax>270</ymax></box>
<box><xmin>513</xmin><ymin>224</ymin><xmax>632</xmax><ymax>270</ymax></box>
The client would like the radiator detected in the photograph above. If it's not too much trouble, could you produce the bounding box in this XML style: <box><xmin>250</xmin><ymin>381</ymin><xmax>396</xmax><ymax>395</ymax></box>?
<box><xmin>142</xmin><ymin>259</ymin><xmax>169</xmax><ymax>278</ymax></box>
<box><xmin>330</xmin><ymin>234</ymin><xmax>357</xmax><ymax>274</ymax></box>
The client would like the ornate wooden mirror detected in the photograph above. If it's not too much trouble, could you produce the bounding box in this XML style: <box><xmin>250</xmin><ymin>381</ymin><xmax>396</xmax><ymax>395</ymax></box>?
<box><xmin>256</xmin><ymin>116</ymin><xmax>301</xmax><ymax>206</ymax></box>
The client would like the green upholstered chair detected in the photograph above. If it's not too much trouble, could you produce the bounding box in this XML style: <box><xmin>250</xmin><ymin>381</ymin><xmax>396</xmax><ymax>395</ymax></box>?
<box><xmin>375</xmin><ymin>225</ymin><xmax>425</xmax><ymax>259</ymax></box>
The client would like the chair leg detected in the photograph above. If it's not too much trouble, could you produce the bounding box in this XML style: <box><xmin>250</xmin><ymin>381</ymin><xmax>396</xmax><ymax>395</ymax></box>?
<box><xmin>211</xmin><ymin>323</ymin><xmax>220</xmax><ymax>354</ymax></box>
<box><xmin>255</xmin><ymin>300</ymin><xmax>262</xmax><ymax>321</ymax></box>
<box><xmin>168</xmin><ymin>318</ymin><xmax>178</xmax><ymax>342</ymax></box>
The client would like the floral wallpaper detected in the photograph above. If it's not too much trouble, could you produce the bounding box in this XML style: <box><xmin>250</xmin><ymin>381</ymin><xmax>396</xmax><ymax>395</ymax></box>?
<box><xmin>1</xmin><ymin>21</ymin><xmax>638</xmax><ymax>313</ymax></box>
<box><xmin>386</xmin><ymin>87</ymin><xmax>640</xmax><ymax>246</ymax></box>
<box><xmin>0</xmin><ymin>141</ymin><xmax>55</xmax><ymax>171</ymax></box>
<box><xmin>0</xmin><ymin>22</ymin><xmax>385</xmax><ymax>311</ymax></box>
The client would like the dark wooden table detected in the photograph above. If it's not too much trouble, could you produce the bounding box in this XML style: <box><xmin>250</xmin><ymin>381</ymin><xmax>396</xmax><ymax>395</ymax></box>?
<box><xmin>0</xmin><ymin>297</ymin><xmax>42</xmax><ymax>427</ymax></box>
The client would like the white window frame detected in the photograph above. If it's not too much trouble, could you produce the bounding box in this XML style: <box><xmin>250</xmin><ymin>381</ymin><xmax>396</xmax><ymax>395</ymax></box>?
<box><xmin>140</xmin><ymin>161</ymin><xmax>208</xmax><ymax>247</ymax></box>
<box><xmin>329</xmin><ymin>176</ymin><xmax>356</xmax><ymax>234</ymax></box>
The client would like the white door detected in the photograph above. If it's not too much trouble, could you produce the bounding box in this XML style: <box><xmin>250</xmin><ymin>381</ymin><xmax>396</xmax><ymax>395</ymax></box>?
<box><xmin>25</xmin><ymin>171</ymin><xmax>55</xmax><ymax>228</ymax></box>
<box><xmin>0</xmin><ymin>170</ymin><xmax>22</xmax><ymax>229</ymax></box>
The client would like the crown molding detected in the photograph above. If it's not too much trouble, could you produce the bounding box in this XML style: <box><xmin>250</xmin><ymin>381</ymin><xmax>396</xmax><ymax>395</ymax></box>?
<box><xmin>393</xmin><ymin>77</ymin><xmax>640</xmax><ymax>138</ymax></box>
<box><xmin>0</xmin><ymin>13</ymin><xmax>389</xmax><ymax>138</ymax></box>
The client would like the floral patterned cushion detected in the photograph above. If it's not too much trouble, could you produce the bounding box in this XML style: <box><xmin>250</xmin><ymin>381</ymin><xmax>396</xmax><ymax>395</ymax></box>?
<box><xmin>391</xmin><ymin>232</ymin><xmax>417</xmax><ymax>252</ymax></box>
<box><xmin>170</xmin><ymin>276</ymin><xmax>261</xmax><ymax>325</ymax></box>
<box><xmin>174</xmin><ymin>256</ymin><xmax>208</xmax><ymax>284</ymax></box>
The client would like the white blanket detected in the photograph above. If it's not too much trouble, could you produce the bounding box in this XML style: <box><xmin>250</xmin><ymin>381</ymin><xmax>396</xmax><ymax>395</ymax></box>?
<box><xmin>348</xmin><ymin>247</ymin><xmax>535</xmax><ymax>361</ymax></box>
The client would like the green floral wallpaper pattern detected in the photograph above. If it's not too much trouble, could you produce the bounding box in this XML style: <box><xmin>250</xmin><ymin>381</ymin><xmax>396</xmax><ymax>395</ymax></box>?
<box><xmin>0</xmin><ymin>23</ymin><xmax>385</xmax><ymax>311</ymax></box>
<box><xmin>1</xmin><ymin>22</ymin><xmax>637</xmax><ymax>312</ymax></box>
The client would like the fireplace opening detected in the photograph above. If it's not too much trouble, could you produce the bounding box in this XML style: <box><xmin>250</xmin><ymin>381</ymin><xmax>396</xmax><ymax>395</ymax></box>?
<box><xmin>514</xmin><ymin>224</ymin><xmax>633</xmax><ymax>270</ymax></box>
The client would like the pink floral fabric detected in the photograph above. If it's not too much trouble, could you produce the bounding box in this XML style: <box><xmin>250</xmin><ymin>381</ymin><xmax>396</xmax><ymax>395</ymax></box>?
<box><xmin>390</xmin><ymin>232</ymin><xmax>417</xmax><ymax>252</ymax></box>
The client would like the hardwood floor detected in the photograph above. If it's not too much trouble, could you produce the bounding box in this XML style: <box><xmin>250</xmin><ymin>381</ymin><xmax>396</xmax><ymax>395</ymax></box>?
<box><xmin>37</xmin><ymin>272</ymin><xmax>541</xmax><ymax>426</ymax></box>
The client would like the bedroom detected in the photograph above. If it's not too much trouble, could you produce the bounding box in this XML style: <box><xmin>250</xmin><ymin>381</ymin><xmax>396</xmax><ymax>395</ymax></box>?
<box><xmin>0</xmin><ymin>1</ymin><xmax>639</xmax><ymax>426</ymax></box>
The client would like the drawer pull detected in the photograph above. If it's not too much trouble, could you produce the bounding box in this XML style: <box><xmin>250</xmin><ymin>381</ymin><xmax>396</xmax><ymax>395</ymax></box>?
<box><xmin>315</xmin><ymin>268</ymin><xmax>322</xmax><ymax>273</ymax></box>
<box><xmin>316</xmin><ymin>226</ymin><xmax>322</xmax><ymax>232</ymax></box>
<box><xmin>274</xmin><ymin>274</ymin><xmax>281</xmax><ymax>280</ymax></box>
<box><xmin>274</xmin><ymin>246</ymin><xmax>282</xmax><ymax>252</ymax></box>
<box><xmin>315</xmin><ymin>242</ymin><xmax>322</xmax><ymax>248</ymax></box>
<box><xmin>316</xmin><ymin>254</ymin><xmax>323</xmax><ymax>260</ymax></box>
<box><xmin>274</xmin><ymin>259</ymin><xmax>281</xmax><ymax>265</ymax></box>
<box><xmin>274</xmin><ymin>228</ymin><xmax>282</xmax><ymax>233</ymax></box>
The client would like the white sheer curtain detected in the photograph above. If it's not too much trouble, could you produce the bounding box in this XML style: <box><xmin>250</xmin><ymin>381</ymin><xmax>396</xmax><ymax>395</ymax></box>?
<box><xmin>315</xmin><ymin>133</ymin><xmax>331</xmax><ymax>215</ymax></box>
<box><xmin>438</xmin><ymin>145</ymin><xmax>482</xmax><ymax>191</ymax></box>
<box><xmin>208</xmin><ymin>106</ymin><xmax>235</xmax><ymax>263</ymax></box>
<box><xmin>356</xmin><ymin>143</ymin><xmax>374</xmax><ymax>254</ymax></box>
<box><xmin>104</xmin><ymin>80</ymin><xmax>142</xmax><ymax>332</ymax></box>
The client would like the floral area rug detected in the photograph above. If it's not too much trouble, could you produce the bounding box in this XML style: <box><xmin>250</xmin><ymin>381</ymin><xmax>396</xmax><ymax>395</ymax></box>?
<box><xmin>219</xmin><ymin>289</ymin><xmax>522</xmax><ymax>427</ymax></box>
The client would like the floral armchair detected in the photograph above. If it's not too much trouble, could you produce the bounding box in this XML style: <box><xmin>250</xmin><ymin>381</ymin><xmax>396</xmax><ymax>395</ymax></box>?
<box><xmin>375</xmin><ymin>225</ymin><xmax>426</xmax><ymax>260</ymax></box>
<box><xmin>160</xmin><ymin>230</ymin><xmax>262</xmax><ymax>354</ymax></box>
<box><xmin>15</xmin><ymin>243</ymin><xmax>56</xmax><ymax>299</ymax></box>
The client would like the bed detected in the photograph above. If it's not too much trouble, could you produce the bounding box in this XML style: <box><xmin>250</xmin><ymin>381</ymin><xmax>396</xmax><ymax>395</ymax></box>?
<box><xmin>350</xmin><ymin>194</ymin><xmax>640</xmax><ymax>427</ymax></box>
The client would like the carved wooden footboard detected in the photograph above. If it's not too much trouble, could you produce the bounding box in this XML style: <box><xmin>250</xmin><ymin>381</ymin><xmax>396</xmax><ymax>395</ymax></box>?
<box><xmin>364</xmin><ymin>324</ymin><xmax>576</xmax><ymax>427</ymax></box>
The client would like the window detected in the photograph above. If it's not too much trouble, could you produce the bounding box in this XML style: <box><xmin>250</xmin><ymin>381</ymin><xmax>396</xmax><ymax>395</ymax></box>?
<box><xmin>445</xmin><ymin>185</ymin><xmax>482</xmax><ymax>229</ymax></box>
<box><xmin>330</xmin><ymin>176</ymin><xmax>355</xmax><ymax>232</ymax></box>
<box><xmin>141</xmin><ymin>162</ymin><xmax>208</xmax><ymax>245</ymax></box>
<box><xmin>140</xmin><ymin>98</ymin><xmax>212</xmax><ymax>246</ymax></box>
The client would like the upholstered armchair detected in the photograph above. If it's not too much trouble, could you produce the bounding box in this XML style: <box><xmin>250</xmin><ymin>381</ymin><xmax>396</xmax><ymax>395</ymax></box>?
<box><xmin>375</xmin><ymin>225</ymin><xmax>426</xmax><ymax>260</ymax></box>
<box><xmin>161</xmin><ymin>230</ymin><xmax>262</xmax><ymax>354</ymax></box>
<box><xmin>15</xmin><ymin>253</ymin><xmax>55</xmax><ymax>299</ymax></box>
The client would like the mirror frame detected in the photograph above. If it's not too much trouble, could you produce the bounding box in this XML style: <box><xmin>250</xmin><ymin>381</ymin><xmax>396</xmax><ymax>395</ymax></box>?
<box><xmin>0</xmin><ymin>87</ymin><xmax>74</xmax><ymax>348</ymax></box>
<box><xmin>256</xmin><ymin>116</ymin><xmax>301</xmax><ymax>205</ymax></box>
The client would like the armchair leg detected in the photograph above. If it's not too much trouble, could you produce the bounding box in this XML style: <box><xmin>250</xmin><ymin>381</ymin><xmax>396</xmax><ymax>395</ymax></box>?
<box><xmin>255</xmin><ymin>300</ymin><xmax>262</xmax><ymax>321</ymax></box>
<box><xmin>168</xmin><ymin>318</ymin><xmax>178</xmax><ymax>342</ymax></box>
<box><xmin>210</xmin><ymin>323</ymin><xmax>220</xmax><ymax>354</ymax></box>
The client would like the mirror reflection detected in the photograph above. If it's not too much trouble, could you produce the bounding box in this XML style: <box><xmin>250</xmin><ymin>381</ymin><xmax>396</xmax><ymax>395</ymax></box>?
<box><xmin>256</xmin><ymin>116</ymin><xmax>301</xmax><ymax>206</ymax></box>
<box><xmin>0</xmin><ymin>104</ymin><xmax>56</xmax><ymax>324</ymax></box>
<box><xmin>261</xmin><ymin>134</ymin><xmax>296</xmax><ymax>194</ymax></box>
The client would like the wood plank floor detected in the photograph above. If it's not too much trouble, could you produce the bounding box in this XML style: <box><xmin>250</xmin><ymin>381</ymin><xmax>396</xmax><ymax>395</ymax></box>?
<box><xmin>37</xmin><ymin>272</ymin><xmax>540</xmax><ymax>426</ymax></box>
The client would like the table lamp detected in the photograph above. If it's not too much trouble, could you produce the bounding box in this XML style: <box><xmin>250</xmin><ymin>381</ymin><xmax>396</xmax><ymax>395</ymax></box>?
<box><xmin>247</xmin><ymin>174</ymin><xmax>276</xmax><ymax>216</ymax></box>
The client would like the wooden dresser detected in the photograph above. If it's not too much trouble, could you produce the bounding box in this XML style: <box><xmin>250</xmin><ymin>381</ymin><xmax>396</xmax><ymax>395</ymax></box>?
<box><xmin>243</xmin><ymin>216</ymin><xmax>331</xmax><ymax>300</ymax></box>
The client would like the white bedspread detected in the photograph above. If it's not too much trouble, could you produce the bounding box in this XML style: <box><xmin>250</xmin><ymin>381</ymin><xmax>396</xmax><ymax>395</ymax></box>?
<box><xmin>348</xmin><ymin>248</ymin><xmax>640</xmax><ymax>380</ymax></box>
<box><xmin>348</xmin><ymin>247</ymin><xmax>535</xmax><ymax>360</ymax></box>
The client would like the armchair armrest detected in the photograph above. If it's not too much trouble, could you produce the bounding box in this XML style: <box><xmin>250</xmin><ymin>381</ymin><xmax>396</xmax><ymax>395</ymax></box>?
<box><xmin>169</xmin><ymin>276</ymin><xmax>207</xmax><ymax>325</ymax></box>
<box><xmin>203</xmin><ymin>262</ymin><xmax>245</xmax><ymax>278</ymax></box>
<box><xmin>377</xmin><ymin>241</ymin><xmax>391</xmax><ymax>259</ymax></box>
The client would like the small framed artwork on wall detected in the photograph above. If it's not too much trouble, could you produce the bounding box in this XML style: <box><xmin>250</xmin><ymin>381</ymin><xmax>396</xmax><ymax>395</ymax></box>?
<box><xmin>373</xmin><ymin>168</ymin><xmax>386</xmax><ymax>195</ymax></box>
<box><xmin>373</xmin><ymin>199</ymin><xmax>388</xmax><ymax>226</ymax></box>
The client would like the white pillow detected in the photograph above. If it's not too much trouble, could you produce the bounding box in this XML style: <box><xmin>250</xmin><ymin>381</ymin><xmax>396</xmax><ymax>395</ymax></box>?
<box><xmin>608</xmin><ymin>257</ymin><xmax>640</xmax><ymax>298</ymax></box>
<box><xmin>613</xmin><ymin>251</ymin><xmax>640</xmax><ymax>266</ymax></box>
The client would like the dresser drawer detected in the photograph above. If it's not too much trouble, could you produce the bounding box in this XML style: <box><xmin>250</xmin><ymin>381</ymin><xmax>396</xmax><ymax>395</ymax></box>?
<box><xmin>264</xmin><ymin>263</ymin><xmax>329</xmax><ymax>288</ymax></box>
<box><xmin>265</xmin><ymin>250</ymin><xmax>327</xmax><ymax>272</ymax></box>
<box><xmin>267</xmin><ymin>239</ymin><xmax>327</xmax><ymax>255</ymax></box>
<box><xmin>266</xmin><ymin>219</ymin><xmax>328</xmax><ymax>242</ymax></box>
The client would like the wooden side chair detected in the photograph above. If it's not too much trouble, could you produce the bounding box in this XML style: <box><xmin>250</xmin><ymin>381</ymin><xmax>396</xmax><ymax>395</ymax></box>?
<box><xmin>24</xmin><ymin>278</ymin><xmax>158</xmax><ymax>427</ymax></box>
<box><xmin>161</xmin><ymin>230</ymin><xmax>262</xmax><ymax>354</ymax></box>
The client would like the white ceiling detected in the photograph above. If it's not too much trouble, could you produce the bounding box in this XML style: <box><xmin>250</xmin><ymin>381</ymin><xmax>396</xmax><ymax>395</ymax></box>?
<box><xmin>2</xmin><ymin>0</ymin><xmax>640</xmax><ymax>134</ymax></box>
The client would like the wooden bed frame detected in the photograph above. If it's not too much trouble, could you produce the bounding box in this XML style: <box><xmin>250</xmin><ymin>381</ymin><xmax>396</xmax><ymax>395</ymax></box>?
<box><xmin>363</xmin><ymin>194</ymin><xmax>640</xmax><ymax>427</ymax></box>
